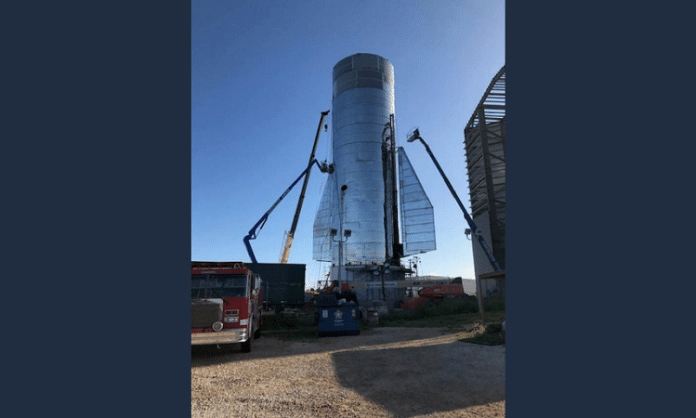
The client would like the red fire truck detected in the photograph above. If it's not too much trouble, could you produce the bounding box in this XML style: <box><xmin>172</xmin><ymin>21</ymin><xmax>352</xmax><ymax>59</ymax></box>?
<box><xmin>191</xmin><ymin>261</ymin><xmax>263</xmax><ymax>352</ymax></box>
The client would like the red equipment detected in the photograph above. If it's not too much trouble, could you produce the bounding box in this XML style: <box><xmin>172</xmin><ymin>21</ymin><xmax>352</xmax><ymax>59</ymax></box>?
<box><xmin>399</xmin><ymin>278</ymin><xmax>467</xmax><ymax>310</ymax></box>
<box><xmin>191</xmin><ymin>261</ymin><xmax>263</xmax><ymax>352</ymax></box>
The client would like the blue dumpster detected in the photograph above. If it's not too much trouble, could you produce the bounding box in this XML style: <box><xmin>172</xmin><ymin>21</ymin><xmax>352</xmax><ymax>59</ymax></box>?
<box><xmin>317</xmin><ymin>295</ymin><xmax>360</xmax><ymax>337</ymax></box>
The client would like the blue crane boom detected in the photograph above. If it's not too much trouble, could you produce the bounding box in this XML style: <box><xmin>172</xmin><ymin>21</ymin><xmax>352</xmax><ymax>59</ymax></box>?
<box><xmin>407</xmin><ymin>129</ymin><xmax>501</xmax><ymax>272</ymax></box>
<box><xmin>243</xmin><ymin>158</ymin><xmax>331</xmax><ymax>264</ymax></box>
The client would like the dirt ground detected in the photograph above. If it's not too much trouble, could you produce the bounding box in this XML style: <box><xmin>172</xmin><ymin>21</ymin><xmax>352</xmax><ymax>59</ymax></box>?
<box><xmin>191</xmin><ymin>327</ymin><xmax>505</xmax><ymax>417</ymax></box>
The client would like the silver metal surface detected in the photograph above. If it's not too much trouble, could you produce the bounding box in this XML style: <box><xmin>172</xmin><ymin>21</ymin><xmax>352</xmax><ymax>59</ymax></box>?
<box><xmin>312</xmin><ymin>171</ymin><xmax>338</xmax><ymax>262</ymax></box>
<box><xmin>190</xmin><ymin>328</ymin><xmax>248</xmax><ymax>345</ymax></box>
<box><xmin>314</xmin><ymin>55</ymin><xmax>435</xmax><ymax>309</ymax></box>
<box><xmin>397</xmin><ymin>147</ymin><xmax>436</xmax><ymax>256</ymax></box>
<box><xmin>314</xmin><ymin>53</ymin><xmax>395</xmax><ymax>265</ymax></box>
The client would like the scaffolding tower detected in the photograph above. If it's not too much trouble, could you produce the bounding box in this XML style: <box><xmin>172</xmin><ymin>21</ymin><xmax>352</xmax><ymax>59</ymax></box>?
<box><xmin>464</xmin><ymin>66</ymin><xmax>506</xmax><ymax>301</ymax></box>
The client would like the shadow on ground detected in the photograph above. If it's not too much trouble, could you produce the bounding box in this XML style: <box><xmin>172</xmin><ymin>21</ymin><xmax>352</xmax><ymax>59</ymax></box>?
<box><xmin>192</xmin><ymin>327</ymin><xmax>431</xmax><ymax>367</ymax></box>
<box><xmin>331</xmin><ymin>340</ymin><xmax>505</xmax><ymax>417</ymax></box>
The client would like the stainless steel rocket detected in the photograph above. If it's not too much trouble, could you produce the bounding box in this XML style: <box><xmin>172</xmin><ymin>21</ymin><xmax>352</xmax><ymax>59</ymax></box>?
<box><xmin>313</xmin><ymin>53</ymin><xmax>436</xmax><ymax>305</ymax></box>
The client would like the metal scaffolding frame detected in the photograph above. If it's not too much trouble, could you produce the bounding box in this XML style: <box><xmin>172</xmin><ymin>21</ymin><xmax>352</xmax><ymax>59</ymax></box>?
<box><xmin>464</xmin><ymin>66</ymin><xmax>506</xmax><ymax>270</ymax></box>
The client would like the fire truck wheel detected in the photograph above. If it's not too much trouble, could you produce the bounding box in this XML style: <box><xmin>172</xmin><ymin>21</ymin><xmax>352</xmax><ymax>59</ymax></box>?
<box><xmin>253</xmin><ymin>327</ymin><xmax>261</xmax><ymax>339</ymax></box>
<box><xmin>241</xmin><ymin>336</ymin><xmax>252</xmax><ymax>353</ymax></box>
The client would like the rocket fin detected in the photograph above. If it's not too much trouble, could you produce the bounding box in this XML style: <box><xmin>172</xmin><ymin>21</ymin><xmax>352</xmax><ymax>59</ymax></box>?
<box><xmin>313</xmin><ymin>171</ymin><xmax>339</xmax><ymax>261</ymax></box>
<box><xmin>398</xmin><ymin>147</ymin><xmax>436</xmax><ymax>256</ymax></box>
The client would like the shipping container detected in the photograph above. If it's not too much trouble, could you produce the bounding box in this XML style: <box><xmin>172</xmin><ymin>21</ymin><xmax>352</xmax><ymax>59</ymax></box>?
<box><xmin>247</xmin><ymin>263</ymin><xmax>305</xmax><ymax>308</ymax></box>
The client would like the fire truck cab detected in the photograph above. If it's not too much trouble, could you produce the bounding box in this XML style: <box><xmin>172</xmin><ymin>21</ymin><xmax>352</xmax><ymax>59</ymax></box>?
<box><xmin>191</xmin><ymin>261</ymin><xmax>263</xmax><ymax>352</ymax></box>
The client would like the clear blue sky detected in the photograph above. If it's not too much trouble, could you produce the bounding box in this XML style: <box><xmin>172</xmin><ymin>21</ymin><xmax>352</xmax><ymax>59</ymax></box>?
<box><xmin>192</xmin><ymin>0</ymin><xmax>505</xmax><ymax>289</ymax></box>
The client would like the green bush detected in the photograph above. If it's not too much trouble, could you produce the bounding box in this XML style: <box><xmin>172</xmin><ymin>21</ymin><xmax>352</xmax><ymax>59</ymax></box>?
<box><xmin>378</xmin><ymin>297</ymin><xmax>481</xmax><ymax>327</ymax></box>
<box><xmin>413</xmin><ymin>297</ymin><xmax>479</xmax><ymax>317</ymax></box>
<box><xmin>484</xmin><ymin>298</ymin><xmax>505</xmax><ymax>312</ymax></box>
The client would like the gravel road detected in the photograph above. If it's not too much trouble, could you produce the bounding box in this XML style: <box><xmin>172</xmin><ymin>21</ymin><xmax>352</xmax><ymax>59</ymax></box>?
<box><xmin>191</xmin><ymin>327</ymin><xmax>505</xmax><ymax>417</ymax></box>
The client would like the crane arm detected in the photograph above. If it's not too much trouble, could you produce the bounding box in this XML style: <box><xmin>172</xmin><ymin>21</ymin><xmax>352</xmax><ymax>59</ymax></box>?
<box><xmin>280</xmin><ymin>110</ymin><xmax>330</xmax><ymax>263</ymax></box>
<box><xmin>243</xmin><ymin>158</ymin><xmax>329</xmax><ymax>263</ymax></box>
<box><xmin>407</xmin><ymin>130</ymin><xmax>501</xmax><ymax>271</ymax></box>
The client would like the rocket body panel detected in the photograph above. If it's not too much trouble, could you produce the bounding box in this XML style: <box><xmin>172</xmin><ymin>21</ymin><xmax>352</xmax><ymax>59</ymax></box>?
<box><xmin>313</xmin><ymin>172</ymin><xmax>338</xmax><ymax>262</ymax></box>
<box><xmin>313</xmin><ymin>53</ymin><xmax>437</xmax><ymax>307</ymax></box>
<box><xmin>313</xmin><ymin>54</ymin><xmax>395</xmax><ymax>266</ymax></box>
<box><xmin>313</xmin><ymin>54</ymin><xmax>436</xmax><ymax>308</ymax></box>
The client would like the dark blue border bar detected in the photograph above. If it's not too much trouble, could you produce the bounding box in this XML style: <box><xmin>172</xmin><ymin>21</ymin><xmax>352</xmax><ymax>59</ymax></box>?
<box><xmin>507</xmin><ymin>1</ymin><xmax>690</xmax><ymax>417</ymax></box>
<box><xmin>6</xmin><ymin>2</ymin><xmax>191</xmax><ymax>417</ymax></box>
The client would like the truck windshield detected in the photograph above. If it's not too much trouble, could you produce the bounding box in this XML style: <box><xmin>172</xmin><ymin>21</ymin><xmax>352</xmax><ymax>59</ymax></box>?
<box><xmin>191</xmin><ymin>274</ymin><xmax>248</xmax><ymax>298</ymax></box>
